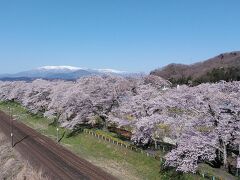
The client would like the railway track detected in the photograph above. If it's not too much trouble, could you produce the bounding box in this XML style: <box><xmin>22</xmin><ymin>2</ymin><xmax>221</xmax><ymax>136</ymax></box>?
<box><xmin>0</xmin><ymin>111</ymin><xmax>116</xmax><ymax>180</ymax></box>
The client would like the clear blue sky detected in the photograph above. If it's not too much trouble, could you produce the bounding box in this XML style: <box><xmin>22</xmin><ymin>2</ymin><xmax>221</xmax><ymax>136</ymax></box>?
<box><xmin>0</xmin><ymin>0</ymin><xmax>240</xmax><ymax>73</ymax></box>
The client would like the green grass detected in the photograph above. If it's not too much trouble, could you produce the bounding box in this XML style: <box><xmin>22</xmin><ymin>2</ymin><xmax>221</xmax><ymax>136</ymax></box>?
<box><xmin>0</xmin><ymin>101</ymin><xmax>202</xmax><ymax>180</ymax></box>
<box><xmin>198</xmin><ymin>164</ymin><xmax>238</xmax><ymax>180</ymax></box>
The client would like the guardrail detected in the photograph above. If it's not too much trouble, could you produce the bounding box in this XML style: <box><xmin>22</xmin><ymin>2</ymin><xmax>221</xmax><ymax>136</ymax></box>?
<box><xmin>82</xmin><ymin>129</ymin><xmax>163</xmax><ymax>160</ymax></box>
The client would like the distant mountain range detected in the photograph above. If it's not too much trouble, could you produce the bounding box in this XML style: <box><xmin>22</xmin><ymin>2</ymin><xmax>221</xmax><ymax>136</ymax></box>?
<box><xmin>151</xmin><ymin>51</ymin><xmax>240</xmax><ymax>85</ymax></box>
<box><xmin>2</xmin><ymin>51</ymin><xmax>239</xmax><ymax>83</ymax></box>
<box><xmin>0</xmin><ymin>66</ymin><xmax>128</xmax><ymax>81</ymax></box>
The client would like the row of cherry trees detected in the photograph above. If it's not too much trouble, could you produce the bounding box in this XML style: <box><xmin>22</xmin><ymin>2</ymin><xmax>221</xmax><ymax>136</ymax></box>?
<box><xmin>0</xmin><ymin>75</ymin><xmax>239</xmax><ymax>173</ymax></box>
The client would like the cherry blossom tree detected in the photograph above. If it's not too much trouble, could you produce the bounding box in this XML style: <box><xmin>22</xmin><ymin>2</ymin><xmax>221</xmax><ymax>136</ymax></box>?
<box><xmin>0</xmin><ymin>77</ymin><xmax>239</xmax><ymax>174</ymax></box>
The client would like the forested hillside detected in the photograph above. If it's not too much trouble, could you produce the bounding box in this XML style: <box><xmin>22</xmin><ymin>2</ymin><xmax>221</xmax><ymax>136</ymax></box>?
<box><xmin>151</xmin><ymin>51</ymin><xmax>240</xmax><ymax>85</ymax></box>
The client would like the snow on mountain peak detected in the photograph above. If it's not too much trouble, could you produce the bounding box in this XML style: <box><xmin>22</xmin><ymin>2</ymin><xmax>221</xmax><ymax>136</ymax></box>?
<box><xmin>96</xmin><ymin>69</ymin><xmax>126</xmax><ymax>74</ymax></box>
<box><xmin>37</xmin><ymin>66</ymin><xmax>83</xmax><ymax>71</ymax></box>
<box><xmin>36</xmin><ymin>66</ymin><xmax>126</xmax><ymax>74</ymax></box>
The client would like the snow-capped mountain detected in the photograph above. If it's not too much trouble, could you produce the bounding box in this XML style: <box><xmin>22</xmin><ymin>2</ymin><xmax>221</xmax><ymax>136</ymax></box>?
<box><xmin>36</xmin><ymin>66</ymin><xmax>84</xmax><ymax>71</ymax></box>
<box><xmin>0</xmin><ymin>66</ymin><xmax>127</xmax><ymax>81</ymax></box>
<box><xmin>36</xmin><ymin>66</ymin><xmax>126</xmax><ymax>73</ymax></box>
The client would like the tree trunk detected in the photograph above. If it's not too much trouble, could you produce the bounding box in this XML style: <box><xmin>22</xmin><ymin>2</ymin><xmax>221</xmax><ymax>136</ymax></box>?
<box><xmin>217</xmin><ymin>149</ymin><xmax>221</xmax><ymax>161</ymax></box>
<box><xmin>239</xmin><ymin>144</ymin><xmax>240</xmax><ymax>155</ymax></box>
<box><xmin>223</xmin><ymin>143</ymin><xmax>228</xmax><ymax>168</ymax></box>
<box><xmin>154</xmin><ymin>140</ymin><xmax>157</xmax><ymax>149</ymax></box>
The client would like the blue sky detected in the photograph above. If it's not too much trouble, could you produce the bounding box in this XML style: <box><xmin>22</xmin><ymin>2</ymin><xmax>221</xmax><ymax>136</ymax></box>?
<box><xmin>0</xmin><ymin>0</ymin><xmax>240</xmax><ymax>73</ymax></box>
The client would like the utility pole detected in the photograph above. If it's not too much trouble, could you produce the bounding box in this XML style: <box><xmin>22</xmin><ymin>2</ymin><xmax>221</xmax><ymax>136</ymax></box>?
<box><xmin>11</xmin><ymin>113</ymin><xmax>13</xmax><ymax>148</ymax></box>
<box><xmin>56</xmin><ymin>118</ymin><xmax>59</xmax><ymax>143</ymax></box>
<box><xmin>57</xmin><ymin>127</ymin><xmax>59</xmax><ymax>143</ymax></box>
<box><xmin>8</xmin><ymin>107</ymin><xmax>13</xmax><ymax>148</ymax></box>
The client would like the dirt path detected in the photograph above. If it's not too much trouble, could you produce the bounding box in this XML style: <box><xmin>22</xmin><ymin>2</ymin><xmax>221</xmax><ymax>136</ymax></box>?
<box><xmin>0</xmin><ymin>111</ymin><xmax>116</xmax><ymax>180</ymax></box>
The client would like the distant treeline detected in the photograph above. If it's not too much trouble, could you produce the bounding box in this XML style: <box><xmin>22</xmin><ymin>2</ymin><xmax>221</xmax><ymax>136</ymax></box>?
<box><xmin>169</xmin><ymin>67</ymin><xmax>240</xmax><ymax>86</ymax></box>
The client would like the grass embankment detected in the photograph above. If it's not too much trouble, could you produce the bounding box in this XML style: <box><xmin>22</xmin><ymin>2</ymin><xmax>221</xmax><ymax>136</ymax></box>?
<box><xmin>0</xmin><ymin>132</ymin><xmax>47</xmax><ymax>180</ymax></box>
<box><xmin>0</xmin><ymin>101</ymin><xmax>202</xmax><ymax>180</ymax></box>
